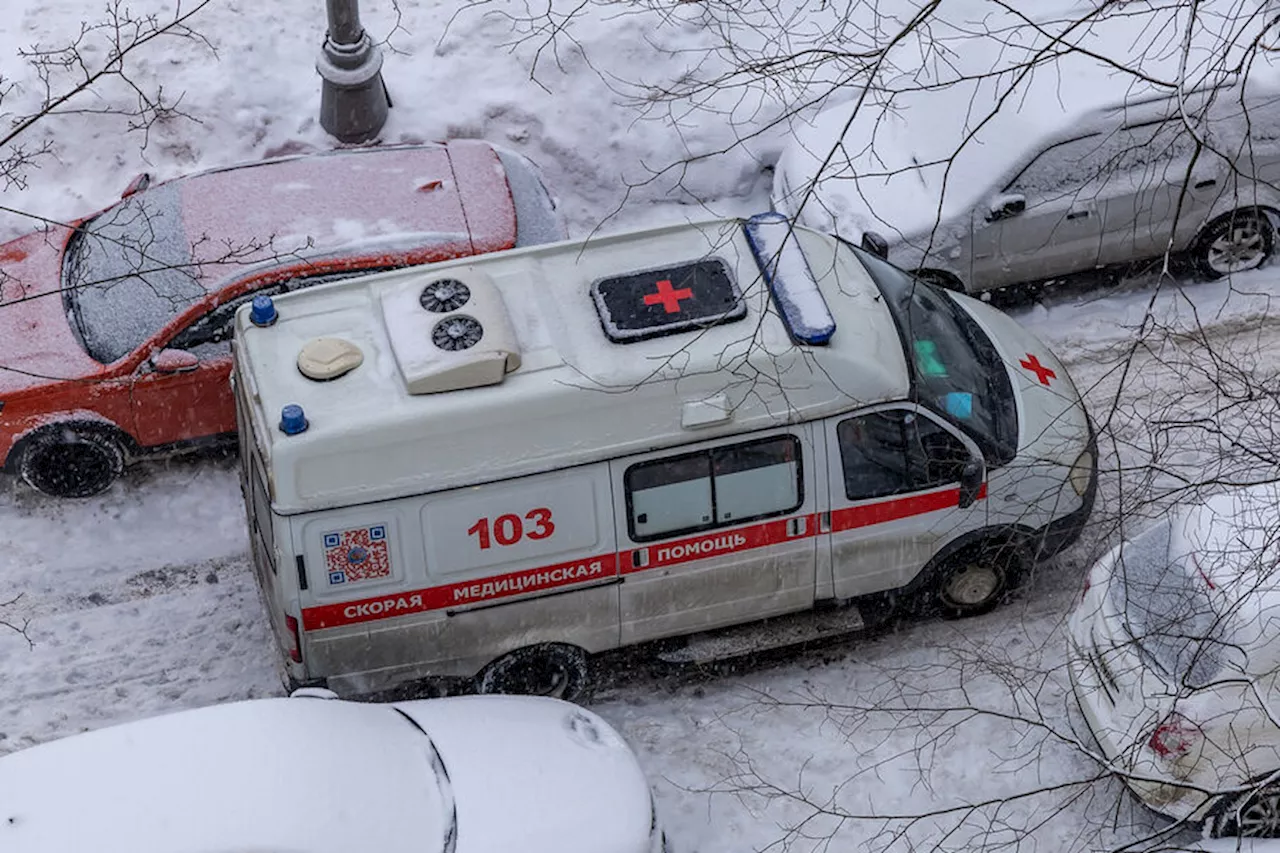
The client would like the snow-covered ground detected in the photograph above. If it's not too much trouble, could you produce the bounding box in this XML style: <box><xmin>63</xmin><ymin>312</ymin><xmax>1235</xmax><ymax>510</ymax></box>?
<box><xmin>4</xmin><ymin>1</ymin><xmax>1280</xmax><ymax>852</ymax></box>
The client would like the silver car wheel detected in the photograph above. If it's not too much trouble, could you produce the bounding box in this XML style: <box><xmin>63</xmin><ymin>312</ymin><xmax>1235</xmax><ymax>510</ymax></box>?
<box><xmin>1208</xmin><ymin>224</ymin><xmax>1269</xmax><ymax>275</ymax></box>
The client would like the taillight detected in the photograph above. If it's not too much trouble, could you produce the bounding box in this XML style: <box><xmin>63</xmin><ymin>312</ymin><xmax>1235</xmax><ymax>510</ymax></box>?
<box><xmin>284</xmin><ymin>614</ymin><xmax>303</xmax><ymax>663</ymax></box>
<box><xmin>1081</xmin><ymin>574</ymin><xmax>1091</xmax><ymax>600</ymax></box>
<box><xmin>1147</xmin><ymin>712</ymin><xmax>1202</xmax><ymax>759</ymax></box>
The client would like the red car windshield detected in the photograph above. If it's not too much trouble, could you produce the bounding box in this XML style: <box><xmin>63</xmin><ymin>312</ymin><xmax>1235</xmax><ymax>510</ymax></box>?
<box><xmin>62</xmin><ymin>182</ymin><xmax>206</xmax><ymax>364</ymax></box>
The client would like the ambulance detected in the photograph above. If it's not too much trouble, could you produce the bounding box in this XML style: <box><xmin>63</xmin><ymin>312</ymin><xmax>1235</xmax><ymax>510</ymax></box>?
<box><xmin>231</xmin><ymin>213</ymin><xmax>1097</xmax><ymax>700</ymax></box>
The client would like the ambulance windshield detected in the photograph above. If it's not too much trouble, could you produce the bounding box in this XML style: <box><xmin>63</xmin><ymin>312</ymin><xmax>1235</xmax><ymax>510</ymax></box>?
<box><xmin>851</xmin><ymin>247</ymin><xmax>1018</xmax><ymax>466</ymax></box>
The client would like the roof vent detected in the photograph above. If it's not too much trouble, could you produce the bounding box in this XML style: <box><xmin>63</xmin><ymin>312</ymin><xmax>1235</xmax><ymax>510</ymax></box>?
<box><xmin>419</xmin><ymin>278</ymin><xmax>471</xmax><ymax>313</ymax></box>
<box><xmin>432</xmin><ymin>315</ymin><xmax>484</xmax><ymax>351</ymax></box>
<box><xmin>380</xmin><ymin>267</ymin><xmax>522</xmax><ymax>395</ymax></box>
<box><xmin>297</xmin><ymin>337</ymin><xmax>364</xmax><ymax>381</ymax></box>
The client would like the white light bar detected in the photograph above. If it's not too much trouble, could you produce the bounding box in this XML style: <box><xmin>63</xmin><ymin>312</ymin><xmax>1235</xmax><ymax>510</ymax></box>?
<box><xmin>742</xmin><ymin>212</ymin><xmax>836</xmax><ymax>346</ymax></box>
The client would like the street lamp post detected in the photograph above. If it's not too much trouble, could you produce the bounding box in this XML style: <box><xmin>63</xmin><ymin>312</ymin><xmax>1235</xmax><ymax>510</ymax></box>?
<box><xmin>316</xmin><ymin>0</ymin><xmax>389</xmax><ymax>143</ymax></box>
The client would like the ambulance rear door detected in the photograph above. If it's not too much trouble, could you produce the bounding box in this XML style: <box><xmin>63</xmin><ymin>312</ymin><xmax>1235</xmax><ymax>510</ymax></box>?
<box><xmin>612</xmin><ymin>426</ymin><xmax>820</xmax><ymax>645</ymax></box>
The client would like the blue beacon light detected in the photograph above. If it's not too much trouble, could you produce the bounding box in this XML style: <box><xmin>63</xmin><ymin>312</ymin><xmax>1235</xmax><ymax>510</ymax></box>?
<box><xmin>279</xmin><ymin>404</ymin><xmax>309</xmax><ymax>435</ymax></box>
<box><xmin>250</xmin><ymin>294</ymin><xmax>278</xmax><ymax>327</ymax></box>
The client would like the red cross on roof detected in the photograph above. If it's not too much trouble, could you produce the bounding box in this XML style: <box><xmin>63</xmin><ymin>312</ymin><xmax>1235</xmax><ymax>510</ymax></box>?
<box><xmin>643</xmin><ymin>279</ymin><xmax>693</xmax><ymax>314</ymax></box>
<box><xmin>1019</xmin><ymin>353</ymin><xmax>1057</xmax><ymax>386</ymax></box>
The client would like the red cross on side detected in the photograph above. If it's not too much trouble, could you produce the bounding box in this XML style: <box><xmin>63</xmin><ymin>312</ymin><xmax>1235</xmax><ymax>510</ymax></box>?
<box><xmin>643</xmin><ymin>279</ymin><xmax>693</xmax><ymax>314</ymax></box>
<box><xmin>1019</xmin><ymin>353</ymin><xmax>1056</xmax><ymax>386</ymax></box>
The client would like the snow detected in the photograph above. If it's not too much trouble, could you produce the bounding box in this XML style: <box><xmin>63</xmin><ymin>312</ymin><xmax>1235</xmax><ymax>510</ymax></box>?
<box><xmin>5</xmin><ymin>0</ymin><xmax>1280</xmax><ymax>852</ymax></box>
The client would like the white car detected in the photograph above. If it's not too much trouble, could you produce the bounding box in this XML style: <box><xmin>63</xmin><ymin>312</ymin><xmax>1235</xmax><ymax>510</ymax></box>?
<box><xmin>0</xmin><ymin>692</ymin><xmax>662</xmax><ymax>853</ymax></box>
<box><xmin>772</xmin><ymin>5</ymin><xmax>1280</xmax><ymax>295</ymax></box>
<box><xmin>1069</xmin><ymin>483</ymin><xmax>1280</xmax><ymax>838</ymax></box>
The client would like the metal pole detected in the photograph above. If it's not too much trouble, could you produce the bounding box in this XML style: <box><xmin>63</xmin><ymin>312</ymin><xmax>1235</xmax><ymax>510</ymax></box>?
<box><xmin>317</xmin><ymin>0</ymin><xmax>389</xmax><ymax>143</ymax></box>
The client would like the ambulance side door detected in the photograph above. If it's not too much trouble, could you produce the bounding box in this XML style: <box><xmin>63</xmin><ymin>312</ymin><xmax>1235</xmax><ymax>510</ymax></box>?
<box><xmin>420</xmin><ymin>464</ymin><xmax>621</xmax><ymax>658</ymax></box>
<box><xmin>611</xmin><ymin>427</ymin><xmax>819</xmax><ymax>645</ymax></box>
<box><xmin>824</xmin><ymin>404</ymin><xmax>988</xmax><ymax>599</ymax></box>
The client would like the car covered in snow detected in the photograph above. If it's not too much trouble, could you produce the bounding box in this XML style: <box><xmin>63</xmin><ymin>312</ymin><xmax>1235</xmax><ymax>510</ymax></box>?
<box><xmin>0</xmin><ymin>691</ymin><xmax>661</xmax><ymax>853</ymax></box>
<box><xmin>772</xmin><ymin>8</ymin><xmax>1280</xmax><ymax>295</ymax></box>
<box><xmin>0</xmin><ymin>141</ymin><xmax>563</xmax><ymax>498</ymax></box>
<box><xmin>1069</xmin><ymin>482</ymin><xmax>1280</xmax><ymax>838</ymax></box>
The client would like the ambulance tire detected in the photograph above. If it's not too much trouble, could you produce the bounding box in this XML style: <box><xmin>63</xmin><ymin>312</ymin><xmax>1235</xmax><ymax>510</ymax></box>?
<box><xmin>476</xmin><ymin>643</ymin><xmax>591</xmax><ymax>703</ymax></box>
<box><xmin>17</xmin><ymin>424</ymin><xmax>125</xmax><ymax>498</ymax></box>
<box><xmin>931</xmin><ymin>538</ymin><xmax>1029</xmax><ymax>619</ymax></box>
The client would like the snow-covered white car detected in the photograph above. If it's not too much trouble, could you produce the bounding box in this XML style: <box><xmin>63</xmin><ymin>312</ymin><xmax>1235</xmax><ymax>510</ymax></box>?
<box><xmin>1068</xmin><ymin>483</ymin><xmax>1280</xmax><ymax>838</ymax></box>
<box><xmin>772</xmin><ymin>7</ymin><xmax>1280</xmax><ymax>295</ymax></box>
<box><xmin>0</xmin><ymin>692</ymin><xmax>662</xmax><ymax>853</ymax></box>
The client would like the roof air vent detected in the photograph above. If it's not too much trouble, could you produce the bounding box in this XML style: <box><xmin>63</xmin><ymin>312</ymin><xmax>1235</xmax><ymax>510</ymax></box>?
<box><xmin>432</xmin><ymin>315</ymin><xmax>484</xmax><ymax>351</ymax></box>
<box><xmin>420</xmin><ymin>278</ymin><xmax>471</xmax><ymax>313</ymax></box>
<box><xmin>380</xmin><ymin>266</ymin><xmax>522</xmax><ymax>395</ymax></box>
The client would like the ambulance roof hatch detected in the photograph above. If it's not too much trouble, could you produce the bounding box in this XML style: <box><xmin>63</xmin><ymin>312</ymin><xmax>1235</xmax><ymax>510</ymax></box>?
<box><xmin>380</xmin><ymin>268</ymin><xmax>522</xmax><ymax>394</ymax></box>
<box><xmin>590</xmin><ymin>258</ymin><xmax>747</xmax><ymax>343</ymax></box>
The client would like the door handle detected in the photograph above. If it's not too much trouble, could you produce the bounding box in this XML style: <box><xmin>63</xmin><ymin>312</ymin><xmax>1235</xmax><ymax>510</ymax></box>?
<box><xmin>1066</xmin><ymin>210</ymin><xmax>1090</xmax><ymax>221</ymax></box>
<box><xmin>1194</xmin><ymin>178</ymin><xmax>1218</xmax><ymax>189</ymax></box>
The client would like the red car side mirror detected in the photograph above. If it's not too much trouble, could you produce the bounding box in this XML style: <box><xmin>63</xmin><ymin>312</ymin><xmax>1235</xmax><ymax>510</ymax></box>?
<box><xmin>121</xmin><ymin>173</ymin><xmax>152</xmax><ymax>199</ymax></box>
<box><xmin>150</xmin><ymin>348</ymin><xmax>200</xmax><ymax>373</ymax></box>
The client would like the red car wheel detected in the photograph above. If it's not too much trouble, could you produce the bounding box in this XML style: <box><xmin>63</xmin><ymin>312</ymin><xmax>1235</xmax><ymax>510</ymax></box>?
<box><xmin>18</xmin><ymin>426</ymin><xmax>124</xmax><ymax>498</ymax></box>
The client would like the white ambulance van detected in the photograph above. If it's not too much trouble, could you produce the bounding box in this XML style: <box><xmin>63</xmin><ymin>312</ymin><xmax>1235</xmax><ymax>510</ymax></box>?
<box><xmin>231</xmin><ymin>213</ymin><xmax>1096</xmax><ymax>700</ymax></box>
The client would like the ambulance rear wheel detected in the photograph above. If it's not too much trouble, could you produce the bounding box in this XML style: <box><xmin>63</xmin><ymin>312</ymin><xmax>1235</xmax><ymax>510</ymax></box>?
<box><xmin>932</xmin><ymin>539</ymin><xmax>1028</xmax><ymax>619</ymax></box>
<box><xmin>477</xmin><ymin>643</ymin><xmax>590</xmax><ymax>703</ymax></box>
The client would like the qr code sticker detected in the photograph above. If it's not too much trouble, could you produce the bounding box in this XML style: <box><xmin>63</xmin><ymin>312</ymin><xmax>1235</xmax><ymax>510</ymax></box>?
<box><xmin>323</xmin><ymin>525</ymin><xmax>392</xmax><ymax>585</ymax></box>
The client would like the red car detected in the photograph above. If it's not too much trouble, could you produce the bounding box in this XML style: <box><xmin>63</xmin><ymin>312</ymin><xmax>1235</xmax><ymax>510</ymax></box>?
<box><xmin>0</xmin><ymin>141</ymin><xmax>563</xmax><ymax>497</ymax></box>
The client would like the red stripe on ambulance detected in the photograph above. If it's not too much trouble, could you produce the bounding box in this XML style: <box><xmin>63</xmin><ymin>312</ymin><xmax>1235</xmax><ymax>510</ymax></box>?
<box><xmin>830</xmin><ymin>484</ymin><xmax>985</xmax><ymax>533</ymax></box>
<box><xmin>621</xmin><ymin>516</ymin><xmax>810</xmax><ymax>573</ymax></box>
<box><xmin>301</xmin><ymin>483</ymin><xmax>986</xmax><ymax>630</ymax></box>
<box><xmin>302</xmin><ymin>554</ymin><xmax>618</xmax><ymax>630</ymax></box>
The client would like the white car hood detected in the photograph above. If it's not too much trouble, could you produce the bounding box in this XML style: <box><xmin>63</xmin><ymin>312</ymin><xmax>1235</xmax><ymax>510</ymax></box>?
<box><xmin>396</xmin><ymin>696</ymin><xmax>653</xmax><ymax>853</ymax></box>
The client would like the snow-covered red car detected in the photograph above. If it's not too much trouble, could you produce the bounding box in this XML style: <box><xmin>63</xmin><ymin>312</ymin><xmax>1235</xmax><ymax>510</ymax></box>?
<box><xmin>0</xmin><ymin>141</ymin><xmax>563</xmax><ymax>497</ymax></box>
<box><xmin>0</xmin><ymin>692</ymin><xmax>662</xmax><ymax>853</ymax></box>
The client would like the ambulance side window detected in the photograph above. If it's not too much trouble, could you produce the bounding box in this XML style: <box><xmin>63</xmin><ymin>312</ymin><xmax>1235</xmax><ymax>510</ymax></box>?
<box><xmin>625</xmin><ymin>435</ymin><xmax>802</xmax><ymax>541</ymax></box>
<box><xmin>838</xmin><ymin>410</ymin><xmax>969</xmax><ymax>500</ymax></box>
<box><xmin>627</xmin><ymin>453</ymin><xmax>713</xmax><ymax>540</ymax></box>
<box><xmin>713</xmin><ymin>438</ymin><xmax>800</xmax><ymax>523</ymax></box>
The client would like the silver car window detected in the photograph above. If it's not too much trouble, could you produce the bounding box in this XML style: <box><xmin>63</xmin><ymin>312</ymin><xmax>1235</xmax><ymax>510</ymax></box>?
<box><xmin>1002</xmin><ymin>134</ymin><xmax>1105</xmax><ymax>197</ymax></box>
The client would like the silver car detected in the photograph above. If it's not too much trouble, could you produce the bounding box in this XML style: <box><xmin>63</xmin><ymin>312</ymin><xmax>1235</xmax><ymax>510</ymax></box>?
<box><xmin>773</xmin><ymin>20</ymin><xmax>1280</xmax><ymax>294</ymax></box>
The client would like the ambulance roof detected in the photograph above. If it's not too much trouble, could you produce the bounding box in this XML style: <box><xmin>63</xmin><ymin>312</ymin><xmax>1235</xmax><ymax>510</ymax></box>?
<box><xmin>234</xmin><ymin>217</ymin><xmax>910</xmax><ymax>513</ymax></box>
